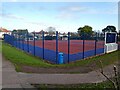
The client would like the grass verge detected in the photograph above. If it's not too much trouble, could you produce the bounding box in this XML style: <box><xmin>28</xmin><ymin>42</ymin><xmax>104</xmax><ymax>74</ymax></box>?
<box><xmin>32</xmin><ymin>77</ymin><xmax>119</xmax><ymax>89</ymax></box>
<box><xmin>31</xmin><ymin>80</ymin><xmax>114</xmax><ymax>89</ymax></box>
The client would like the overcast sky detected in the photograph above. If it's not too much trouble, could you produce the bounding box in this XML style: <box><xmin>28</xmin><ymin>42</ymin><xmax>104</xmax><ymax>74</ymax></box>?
<box><xmin>0</xmin><ymin>1</ymin><xmax>118</xmax><ymax>33</ymax></box>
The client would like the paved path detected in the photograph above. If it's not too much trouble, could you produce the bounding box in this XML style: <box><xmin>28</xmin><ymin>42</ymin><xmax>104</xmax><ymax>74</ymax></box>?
<box><xmin>18</xmin><ymin>65</ymin><xmax>116</xmax><ymax>84</ymax></box>
<box><xmin>1</xmin><ymin>53</ymin><xmax>118</xmax><ymax>89</ymax></box>
<box><xmin>1</xmin><ymin>53</ymin><xmax>36</xmax><ymax>89</ymax></box>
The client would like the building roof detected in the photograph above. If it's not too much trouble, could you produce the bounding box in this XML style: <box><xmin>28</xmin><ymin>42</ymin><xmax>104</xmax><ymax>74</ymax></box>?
<box><xmin>0</xmin><ymin>27</ymin><xmax>11</xmax><ymax>32</ymax></box>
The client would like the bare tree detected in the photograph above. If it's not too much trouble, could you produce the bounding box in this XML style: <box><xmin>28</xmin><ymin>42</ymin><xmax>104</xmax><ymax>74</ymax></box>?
<box><xmin>91</xmin><ymin>60</ymin><xmax>119</xmax><ymax>90</ymax></box>
<box><xmin>47</xmin><ymin>27</ymin><xmax>56</xmax><ymax>36</ymax></box>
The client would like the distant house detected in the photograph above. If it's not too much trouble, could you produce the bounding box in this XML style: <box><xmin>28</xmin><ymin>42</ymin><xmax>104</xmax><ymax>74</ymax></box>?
<box><xmin>0</xmin><ymin>27</ymin><xmax>11</xmax><ymax>39</ymax></box>
<box><xmin>31</xmin><ymin>31</ymin><xmax>50</xmax><ymax>40</ymax></box>
<box><xmin>30</xmin><ymin>31</ymin><xmax>69</xmax><ymax>40</ymax></box>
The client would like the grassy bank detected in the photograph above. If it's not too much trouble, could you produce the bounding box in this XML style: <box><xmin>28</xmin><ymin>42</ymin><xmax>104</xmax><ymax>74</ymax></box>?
<box><xmin>2</xmin><ymin>42</ymin><xmax>53</xmax><ymax>67</ymax></box>
<box><xmin>2</xmin><ymin>42</ymin><xmax>119</xmax><ymax>70</ymax></box>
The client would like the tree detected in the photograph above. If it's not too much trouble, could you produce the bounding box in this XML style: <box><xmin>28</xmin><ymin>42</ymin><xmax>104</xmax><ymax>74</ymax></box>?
<box><xmin>47</xmin><ymin>27</ymin><xmax>56</xmax><ymax>36</ymax></box>
<box><xmin>92</xmin><ymin>60</ymin><xmax>119</xmax><ymax>90</ymax></box>
<box><xmin>70</xmin><ymin>32</ymin><xmax>78</xmax><ymax>37</ymax></box>
<box><xmin>12</xmin><ymin>29</ymin><xmax>17</xmax><ymax>34</ymax></box>
<box><xmin>77</xmin><ymin>25</ymin><xmax>93</xmax><ymax>36</ymax></box>
<box><xmin>102</xmin><ymin>25</ymin><xmax>117</xmax><ymax>33</ymax></box>
<box><xmin>12</xmin><ymin>29</ymin><xmax>28</xmax><ymax>35</ymax></box>
<box><xmin>77</xmin><ymin>25</ymin><xmax>94</xmax><ymax>40</ymax></box>
<box><xmin>12</xmin><ymin>29</ymin><xmax>28</xmax><ymax>39</ymax></box>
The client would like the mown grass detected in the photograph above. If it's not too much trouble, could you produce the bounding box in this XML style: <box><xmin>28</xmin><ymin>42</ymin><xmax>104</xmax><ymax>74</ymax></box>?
<box><xmin>33</xmin><ymin>74</ymin><xmax>120</xmax><ymax>89</ymax></box>
<box><xmin>32</xmin><ymin>80</ymin><xmax>114</xmax><ymax>89</ymax></box>
<box><xmin>2</xmin><ymin>42</ymin><xmax>53</xmax><ymax>67</ymax></box>
<box><xmin>32</xmin><ymin>77</ymin><xmax>119</xmax><ymax>89</ymax></box>
<box><xmin>2</xmin><ymin>42</ymin><xmax>119</xmax><ymax>69</ymax></box>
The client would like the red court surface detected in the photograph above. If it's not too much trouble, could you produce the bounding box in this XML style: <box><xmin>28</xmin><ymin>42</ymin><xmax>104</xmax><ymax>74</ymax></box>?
<box><xmin>29</xmin><ymin>40</ymin><xmax>104</xmax><ymax>54</ymax></box>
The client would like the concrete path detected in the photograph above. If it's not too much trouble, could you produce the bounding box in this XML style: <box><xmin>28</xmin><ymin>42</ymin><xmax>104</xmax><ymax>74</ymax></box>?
<box><xmin>1</xmin><ymin>53</ymin><xmax>36</xmax><ymax>89</ymax></box>
<box><xmin>1</xmin><ymin>52</ymin><xmax>117</xmax><ymax>89</ymax></box>
<box><xmin>18</xmin><ymin>64</ymin><xmax>116</xmax><ymax>84</ymax></box>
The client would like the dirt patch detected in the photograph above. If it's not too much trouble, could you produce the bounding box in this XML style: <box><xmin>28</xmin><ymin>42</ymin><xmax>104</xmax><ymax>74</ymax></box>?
<box><xmin>18</xmin><ymin>59</ymin><xmax>101</xmax><ymax>74</ymax></box>
<box><xmin>19</xmin><ymin>63</ymin><xmax>99</xmax><ymax>74</ymax></box>
<box><xmin>17</xmin><ymin>56</ymin><xmax>119</xmax><ymax>74</ymax></box>
<box><xmin>18</xmin><ymin>60</ymin><xmax>119</xmax><ymax>74</ymax></box>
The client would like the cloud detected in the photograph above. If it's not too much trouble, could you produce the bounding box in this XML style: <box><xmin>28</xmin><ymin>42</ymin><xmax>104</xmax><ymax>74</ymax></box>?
<box><xmin>56</xmin><ymin>4</ymin><xmax>117</xmax><ymax>21</ymax></box>
<box><xmin>56</xmin><ymin>11</ymin><xmax>74</xmax><ymax>20</ymax></box>
<box><xmin>56</xmin><ymin>5</ymin><xmax>88</xmax><ymax>20</ymax></box>
<box><xmin>59</xmin><ymin>3</ymin><xmax>118</xmax><ymax>14</ymax></box>
<box><xmin>26</xmin><ymin>21</ymin><xmax>48</xmax><ymax>27</ymax></box>
<box><xmin>69</xmin><ymin>6</ymin><xmax>87</xmax><ymax>12</ymax></box>
<box><xmin>0</xmin><ymin>12</ymin><xmax>48</xmax><ymax>28</ymax></box>
<box><xmin>58</xmin><ymin>5</ymin><xmax>89</xmax><ymax>13</ymax></box>
<box><xmin>0</xmin><ymin>13</ymin><xmax>25</xmax><ymax>20</ymax></box>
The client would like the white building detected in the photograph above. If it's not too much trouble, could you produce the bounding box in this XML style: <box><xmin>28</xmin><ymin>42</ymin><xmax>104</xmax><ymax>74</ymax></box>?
<box><xmin>0</xmin><ymin>27</ymin><xmax>11</xmax><ymax>39</ymax></box>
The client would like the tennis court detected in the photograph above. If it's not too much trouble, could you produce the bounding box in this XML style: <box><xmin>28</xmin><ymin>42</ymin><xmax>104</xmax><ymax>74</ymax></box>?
<box><xmin>29</xmin><ymin>40</ymin><xmax>104</xmax><ymax>54</ymax></box>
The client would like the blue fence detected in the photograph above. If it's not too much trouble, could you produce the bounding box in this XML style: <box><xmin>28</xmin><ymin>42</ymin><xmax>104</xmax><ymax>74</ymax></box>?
<box><xmin>4</xmin><ymin>31</ymin><xmax>105</xmax><ymax>64</ymax></box>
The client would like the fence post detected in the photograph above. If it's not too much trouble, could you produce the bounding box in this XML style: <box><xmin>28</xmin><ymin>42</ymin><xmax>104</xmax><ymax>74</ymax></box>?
<box><xmin>68</xmin><ymin>32</ymin><xmax>70</xmax><ymax>63</ymax></box>
<box><xmin>27</xmin><ymin>31</ymin><xmax>29</xmax><ymax>52</ymax></box>
<box><xmin>15</xmin><ymin>33</ymin><xmax>18</xmax><ymax>48</ymax></box>
<box><xmin>15</xmin><ymin>34</ymin><xmax>17</xmax><ymax>47</ymax></box>
<box><xmin>83</xmin><ymin>32</ymin><xmax>85</xmax><ymax>59</ymax></box>
<box><xmin>56</xmin><ymin>31</ymin><xmax>58</xmax><ymax>64</ymax></box>
<box><xmin>12</xmin><ymin>34</ymin><xmax>15</xmax><ymax>47</ymax></box>
<box><xmin>18</xmin><ymin>34</ymin><xmax>20</xmax><ymax>49</ymax></box>
<box><xmin>17</xmin><ymin>33</ymin><xmax>18</xmax><ymax>48</ymax></box>
<box><xmin>95</xmin><ymin>32</ymin><xmax>97</xmax><ymax>55</ymax></box>
<box><xmin>103</xmin><ymin>32</ymin><xmax>105</xmax><ymax>53</ymax></box>
<box><xmin>33</xmin><ymin>31</ymin><xmax>35</xmax><ymax>56</ymax></box>
<box><xmin>12</xmin><ymin>35</ymin><xmax>14</xmax><ymax>47</ymax></box>
<box><xmin>3</xmin><ymin>34</ymin><xmax>6</xmax><ymax>43</ymax></box>
<box><xmin>19</xmin><ymin>35</ymin><xmax>22</xmax><ymax>50</ymax></box>
<box><xmin>22</xmin><ymin>34</ymin><xmax>24</xmax><ymax>50</ymax></box>
<box><xmin>42</xmin><ymin>31</ymin><xmax>44</xmax><ymax>60</ymax></box>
